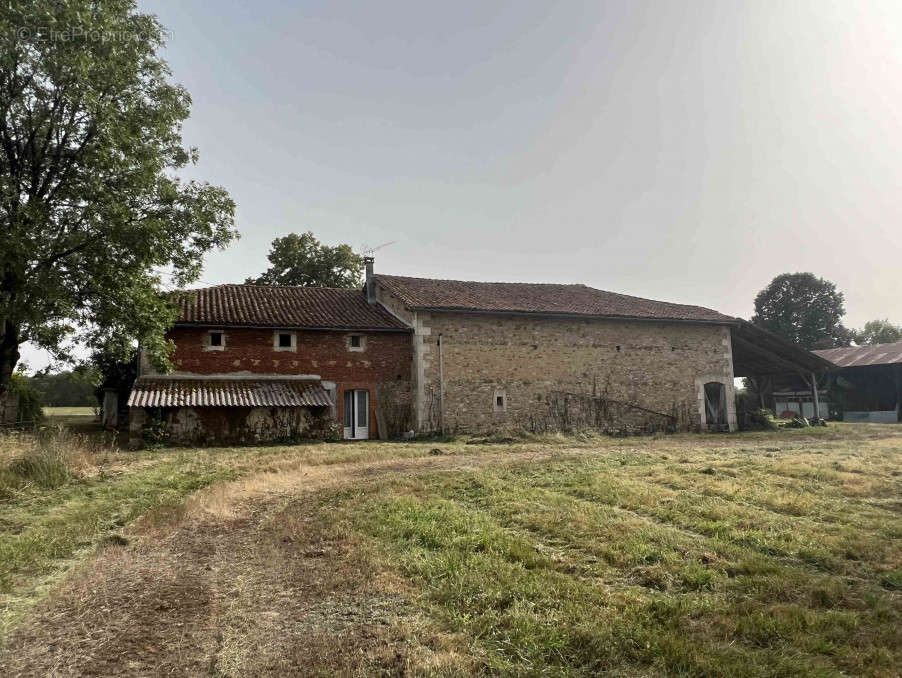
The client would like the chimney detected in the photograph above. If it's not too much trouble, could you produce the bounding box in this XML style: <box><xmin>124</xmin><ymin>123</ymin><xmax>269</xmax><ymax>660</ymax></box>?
<box><xmin>364</xmin><ymin>256</ymin><xmax>375</xmax><ymax>303</ymax></box>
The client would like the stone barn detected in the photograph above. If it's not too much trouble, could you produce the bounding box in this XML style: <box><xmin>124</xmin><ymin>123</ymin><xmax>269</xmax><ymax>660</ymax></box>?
<box><xmin>366</xmin><ymin>261</ymin><xmax>830</xmax><ymax>434</ymax></box>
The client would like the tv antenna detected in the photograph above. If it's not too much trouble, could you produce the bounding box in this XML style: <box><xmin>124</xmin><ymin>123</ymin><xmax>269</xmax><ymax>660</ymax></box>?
<box><xmin>361</xmin><ymin>240</ymin><xmax>396</xmax><ymax>258</ymax></box>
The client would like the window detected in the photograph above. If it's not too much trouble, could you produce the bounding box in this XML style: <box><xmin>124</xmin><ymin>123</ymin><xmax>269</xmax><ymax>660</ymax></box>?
<box><xmin>205</xmin><ymin>331</ymin><xmax>225</xmax><ymax>351</ymax></box>
<box><xmin>493</xmin><ymin>388</ymin><xmax>507</xmax><ymax>413</ymax></box>
<box><xmin>347</xmin><ymin>334</ymin><xmax>366</xmax><ymax>352</ymax></box>
<box><xmin>273</xmin><ymin>330</ymin><xmax>297</xmax><ymax>352</ymax></box>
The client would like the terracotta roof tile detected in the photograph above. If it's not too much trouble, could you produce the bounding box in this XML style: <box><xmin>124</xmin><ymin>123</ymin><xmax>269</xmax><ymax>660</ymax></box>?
<box><xmin>172</xmin><ymin>285</ymin><xmax>408</xmax><ymax>330</ymax></box>
<box><xmin>375</xmin><ymin>275</ymin><xmax>734</xmax><ymax>323</ymax></box>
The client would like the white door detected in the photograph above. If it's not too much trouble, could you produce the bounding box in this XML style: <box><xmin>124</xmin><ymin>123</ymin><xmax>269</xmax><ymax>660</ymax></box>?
<box><xmin>343</xmin><ymin>389</ymin><xmax>369</xmax><ymax>440</ymax></box>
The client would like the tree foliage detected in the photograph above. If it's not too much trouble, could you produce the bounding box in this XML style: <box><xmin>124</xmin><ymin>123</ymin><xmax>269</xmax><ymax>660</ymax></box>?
<box><xmin>854</xmin><ymin>319</ymin><xmax>902</xmax><ymax>345</ymax></box>
<box><xmin>247</xmin><ymin>232</ymin><xmax>363</xmax><ymax>288</ymax></box>
<box><xmin>89</xmin><ymin>343</ymin><xmax>138</xmax><ymax>413</ymax></box>
<box><xmin>26</xmin><ymin>366</ymin><xmax>97</xmax><ymax>406</ymax></box>
<box><xmin>0</xmin><ymin>0</ymin><xmax>237</xmax><ymax>402</ymax></box>
<box><xmin>751</xmin><ymin>273</ymin><xmax>852</xmax><ymax>350</ymax></box>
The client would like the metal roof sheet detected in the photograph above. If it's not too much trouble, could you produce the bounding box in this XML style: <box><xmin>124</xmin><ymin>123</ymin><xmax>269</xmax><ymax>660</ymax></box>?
<box><xmin>128</xmin><ymin>378</ymin><xmax>333</xmax><ymax>408</ymax></box>
<box><xmin>813</xmin><ymin>342</ymin><xmax>902</xmax><ymax>368</ymax></box>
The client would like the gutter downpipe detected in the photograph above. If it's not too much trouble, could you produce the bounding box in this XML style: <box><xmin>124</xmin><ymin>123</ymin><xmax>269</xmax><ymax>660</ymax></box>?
<box><xmin>438</xmin><ymin>334</ymin><xmax>445</xmax><ymax>436</ymax></box>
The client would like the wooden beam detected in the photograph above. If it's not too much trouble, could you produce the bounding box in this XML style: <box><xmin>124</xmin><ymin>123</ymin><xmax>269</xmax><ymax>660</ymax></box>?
<box><xmin>732</xmin><ymin>335</ymin><xmax>808</xmax><ymax>375</ymax></box>
<box><xmin>811</xmin><ymin>371</ymin><xmax>820</xmax><ymax>421</ymax></box>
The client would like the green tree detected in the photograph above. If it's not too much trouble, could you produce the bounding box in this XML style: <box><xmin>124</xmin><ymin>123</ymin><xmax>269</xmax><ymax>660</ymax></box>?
<box><xmin>27</xmin><ymin>366</ymin><xmax>98</xmax><ymax>407</ymax></box>
<box><xmin>247</xmin><ymin>232</ymin><xmax>363</xmax><ymax>288</ymax></box>
<box><xmin>0</xmin><ymin>1</ymin><xmax>237</xmax><ymax>415</ymax></box>
<box><xmin>751</xmin><ymin>273</ymin><xmax>853</xmax><ymax>350</ymax></box>
<box><xmin>854</xmin><ymin>319</ymin><xmax>902</xmax><ymax>345</ymax></box>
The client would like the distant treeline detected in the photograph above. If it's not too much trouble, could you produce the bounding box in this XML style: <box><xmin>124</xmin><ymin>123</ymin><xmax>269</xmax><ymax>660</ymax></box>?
<box><xmin>26</xmin><ymin>369</ymin><xmax>98</xmax><ymax>407</ymax></box>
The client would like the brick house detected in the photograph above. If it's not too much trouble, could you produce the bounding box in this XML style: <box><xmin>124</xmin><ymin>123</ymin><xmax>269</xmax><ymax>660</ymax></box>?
<box><xmin>128</xmin><ymin>259</ymin><xmax>830</xmax><ymax>444</ymax></box>
<box><xmin>128</xmin><ymin>286</ymin><xmax>412</xmax><ymax>445</ymax></box>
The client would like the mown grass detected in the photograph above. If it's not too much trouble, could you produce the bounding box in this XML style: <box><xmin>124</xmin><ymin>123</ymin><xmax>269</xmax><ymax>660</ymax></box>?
<box><xmin>0</xmin><ymin>429</ymin><xmax>543</xmax><ymax>639</ymax></box>
<box><xmin>1</xmin><ymin>423</ymin><xmax>900</xmax><ymax>675</ymax></box>
<box><xmin>42</xmin><ymin>406</ymin><xmax>95</xmax><ymax>417</ymax></box>
<box><xmin>314</xmin><ymin>429</ymin><xmax>902</xmax><ymax>677</ymax></box>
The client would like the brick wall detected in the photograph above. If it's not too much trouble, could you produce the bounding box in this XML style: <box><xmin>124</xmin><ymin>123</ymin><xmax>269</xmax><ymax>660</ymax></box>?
<box><xmin>412</xmin><ymin>312</ymin><xmax>736</xmax><ymax>433</ymax></box>
<box><xmin>160</xmin><ymin>326</ymin><xmax>413</xmax><ymax>438</ymax></box>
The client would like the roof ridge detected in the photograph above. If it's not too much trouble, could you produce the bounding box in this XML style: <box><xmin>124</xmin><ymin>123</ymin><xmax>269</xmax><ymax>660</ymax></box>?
<box><xmin>176</xmin><ymin>283</ymin><xmax>366</xmax><ymax>292</ymax></box>
<box><xmin>376</xmin><ymin>273</ymin><xmax>587</xmax><ymax>288</ymax></box>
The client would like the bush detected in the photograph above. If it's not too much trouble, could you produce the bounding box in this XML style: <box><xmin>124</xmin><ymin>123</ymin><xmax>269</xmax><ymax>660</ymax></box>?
<box><xmin>736</xmin><ymin>389</ymin><xmax>777</xmax><ymax>431</ymax></box>
<box><xmin>8</xmin><ymin>373</ymin><xmax>44</xmax><ymax>427</ymax></box>
<box><xmin>141</xmin><ymin>415</ymin><xmax>170</xmax><ymax>448</ymax></box>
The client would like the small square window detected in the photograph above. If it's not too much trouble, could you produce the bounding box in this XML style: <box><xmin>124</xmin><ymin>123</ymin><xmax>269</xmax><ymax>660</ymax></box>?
<box><xmin>204</xmin><ymin>330</ymin><xmax>226</xmax><ymax>351</ymax></box>
<box><xmin>347</xmin><ymin>334</ymin><xmax>366</xmax><ymax>352</ymax></box>
<box><xmin>273</xmin><ymin>330</ymin><xmax>297</xmax><ymax>351</ymax></box>
<box><xmin>493</xmin><ymin>389</ymin><xmax>507</xmax><ymax>413</ymax></box>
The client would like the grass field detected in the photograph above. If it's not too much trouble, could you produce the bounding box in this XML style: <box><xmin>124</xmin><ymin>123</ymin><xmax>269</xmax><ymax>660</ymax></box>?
<box><xmin>42</xmin><ymin>406</ymin><xmax>96</xmax><ymax>417</ymax></box>
<box><xmin>1</xmin><ymin>425</ymin><xmax>900</xmax><ymax>676</ymax></box>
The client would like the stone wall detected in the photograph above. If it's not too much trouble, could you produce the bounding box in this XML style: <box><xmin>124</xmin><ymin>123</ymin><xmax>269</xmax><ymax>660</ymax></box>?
<box><xmin>0</xmin><ymin>391</ymin><xmax>18</xmax><ymax>425</ymax></box>
<box><xmin>409</xmin><ymin>312</ymin><xmax>736</xmax><ymax>433</ymax></box>
<box><xmin>130</xmin><ymin>405</ymin><xmax>333</xmax><ymax>446</ymax></box>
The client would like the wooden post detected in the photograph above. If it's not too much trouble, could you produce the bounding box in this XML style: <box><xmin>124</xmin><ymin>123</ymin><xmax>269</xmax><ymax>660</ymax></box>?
<box><xmin>895</xmin><ymin>365</ymin><xmax>901</xmax><ymax>423</ymax></box>
<box><xmin>810</xmin><ymin>372</ymin><xmax>820</xmax><ymax>421</ymax></box>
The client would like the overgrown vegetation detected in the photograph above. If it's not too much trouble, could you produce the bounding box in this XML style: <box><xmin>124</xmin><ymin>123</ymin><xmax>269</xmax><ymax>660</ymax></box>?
<box><xmin>4</xmin><ymin>373</ymin><xmax>43</xmax><ymax>427</ymax></box>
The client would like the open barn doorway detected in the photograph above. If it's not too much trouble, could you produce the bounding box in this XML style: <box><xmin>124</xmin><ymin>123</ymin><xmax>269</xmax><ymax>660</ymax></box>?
<box><xmin>704</xmin><ymin>382</ymin><xmax>728</xmax><ymax>429</ymax></box>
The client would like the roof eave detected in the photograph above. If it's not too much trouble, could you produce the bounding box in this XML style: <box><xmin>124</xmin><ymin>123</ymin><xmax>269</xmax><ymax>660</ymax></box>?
<box><xmin>172</xmin><ymin>321</ymin><xmax>412</xmax><ymax>332</ymax></box>
<box><xmin>404</xmin><ymin>306</ymin><xmax>738</xmax><ymax>326</ymax></box>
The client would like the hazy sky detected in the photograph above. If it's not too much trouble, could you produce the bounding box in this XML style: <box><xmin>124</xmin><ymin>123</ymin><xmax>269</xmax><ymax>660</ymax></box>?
<box><xmin>20</xmin><ymin>0</ymin><xmax>902</xmax><ymax>370</ymax></box>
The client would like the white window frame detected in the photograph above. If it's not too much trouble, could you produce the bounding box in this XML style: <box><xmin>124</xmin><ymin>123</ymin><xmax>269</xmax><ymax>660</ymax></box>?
<box><xmin>343</xmin><ymin>389</ymin><xmax>369</xmax><ymax>439</ymax></box>
<box><xmin>273</xmin><ymin>330</ymin><xmax>297</xmax><ymax>352</ymax></box>
<box><xmin>347</xmin><ymin>334</ymin><xmax>366</xmax><ymax>352</ymax></box>
<box><xmin>204</xmin><ymin>330</ymin><xmax>226</xmax><ymax>351</ymax></box>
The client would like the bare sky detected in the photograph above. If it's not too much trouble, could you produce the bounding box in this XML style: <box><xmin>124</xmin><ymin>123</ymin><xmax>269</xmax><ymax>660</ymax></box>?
<box><xmin>20</xmin><ymin>0</ymin><xmax>902</xmax><ymax>370</ymax></box>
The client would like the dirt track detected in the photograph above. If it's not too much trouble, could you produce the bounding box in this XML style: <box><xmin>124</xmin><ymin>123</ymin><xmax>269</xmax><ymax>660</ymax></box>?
<box><xmin>0</xmin><ymin>448</ymin><xmax>583</xmax><ymax>677</ymax></box>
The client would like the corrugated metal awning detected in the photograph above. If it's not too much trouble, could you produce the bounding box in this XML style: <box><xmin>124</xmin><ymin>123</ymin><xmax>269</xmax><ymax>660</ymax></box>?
<box><xmin>128</xmin><ymin>378</ymin><xmax>333</xmax><ymax>408</ymax></box>
<box><xmin>813</xmin><ymin>342</ymin><xmax>902</xmax><ymax>368</ymax></box>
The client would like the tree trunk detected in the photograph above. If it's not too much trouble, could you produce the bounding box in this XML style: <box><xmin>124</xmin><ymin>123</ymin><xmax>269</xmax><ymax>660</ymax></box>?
<box><xmin>0</xmin><ymin>320</ymin><xmax>21</xmax><ymax>424</ymax></box>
